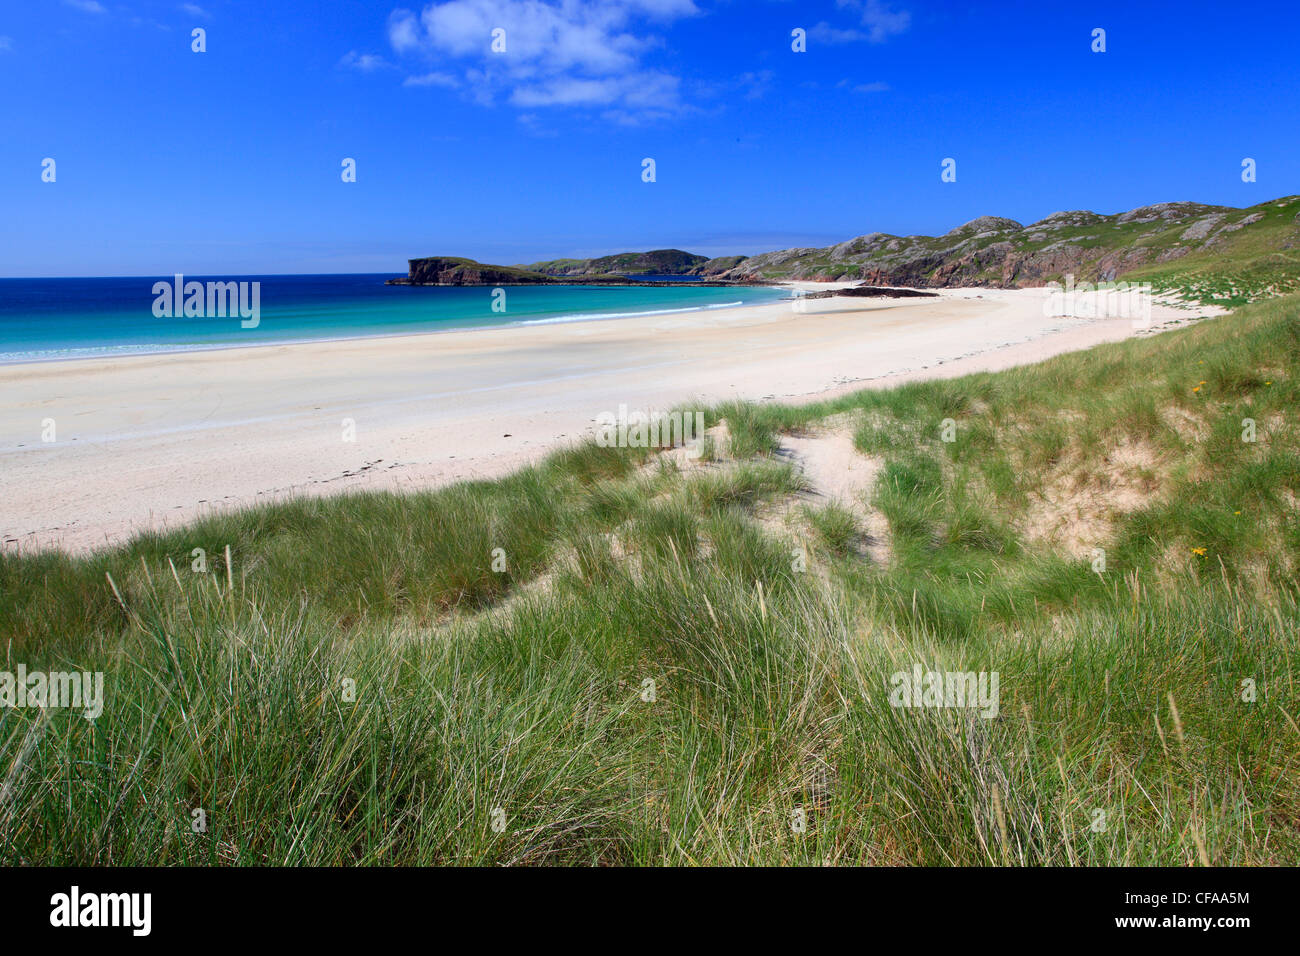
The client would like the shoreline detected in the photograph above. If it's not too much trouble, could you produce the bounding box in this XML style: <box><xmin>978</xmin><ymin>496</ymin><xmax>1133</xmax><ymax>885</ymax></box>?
<box><xmin>0</xmin><ymin>285</ymin><xmax>1211</xmax><ymax>554</ymax></box>
<box><xmin>0</xmin><ymin>283</ymin><xmax>791</xmax><ymax>369</ymax></box>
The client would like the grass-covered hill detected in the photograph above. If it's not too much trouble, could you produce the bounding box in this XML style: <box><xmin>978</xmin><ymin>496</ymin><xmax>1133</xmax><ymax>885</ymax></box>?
<box><xmin>708</xmin><ymin>195</ymin><xmax>1300</xmax><ymax>306</ymax></box>
<box><xmin>523</xmin><ymin>248</ymin><xmax>709</xmax><ymax>276</ymax></box>
<box><xmin>388</xmin><ymin>253</ymin><xmax>752</xmax><ymax>286</ymax></box>
<box><xmin>2</xmin><ymin>290</ymin><xmax>1297</xmax><ymax>866</ymax></box>
<box><xmin>387</xmin><ymin>256</ymin><xmax>555</xmax><ymax>286</ymax></box>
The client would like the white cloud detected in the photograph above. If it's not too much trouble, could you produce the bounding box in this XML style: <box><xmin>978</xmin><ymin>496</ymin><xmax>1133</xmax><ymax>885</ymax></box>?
<box><xmin>389</xmin><ymin>8</ymin><xmax>422</xmax><ymax>52</ymax></box>
<box><xmin>64</xmin><ymin>0</ymin><xmax>107</xmax><ymax>13</ymax></box>
<box><xmin>387</xmin><ymin>0</ymin><xmax>696</xmax><ymax>117</ymax></box>
<box><xmin>511</xmin><ymin>69</ymin><xmax>677</xmax><ymax>108</ymax></box>
<box><xmin>809</xmin><ymin>23</ymin><xmax>866</xmax><ymax>45</ymax></box>
<box><xmin>737</xmin><ymin>70</ymin><xmax>772</xmax><ymax>101</ymax></box>
<box><xmin>511</xmin><ymin>76</ymin><xmax>622</xmax><ymax>106</ymax></box>
<box><xmin>853</xmin><ymin>81</ymin><xmax>889</xmax><ymax>93</ymax></box>
<box><xmin>0</xmin><ymin>36</ymin><xmax>12</xmax><ymax>52</ymax></box>
<box><xmin>340</xmin><ymin>50</ymin><xmax>395</xmax><ymax>71</ymax></box>
<box><xmin>180</xmin><ymin>3</ymin><xmax>211</xmax><ymax>18</ymax></box>
<box><xmin>834</xmin><ymin>0</ymin><xmax>910</xmax><ymax>43</ymax></box>
<box><xmin>694</xmin><ymin>70</ymin><xmax>772</xmax><ymax>103</ymax></box>
<box><xmin>404</xmin><ymin>71</ymin><xmax>460</xmax><ymax>87</ymax></box>
<box><xmin>516</xmin><ymin>112</ymin><xmax>558</xmax><ymax>136</ymax></box>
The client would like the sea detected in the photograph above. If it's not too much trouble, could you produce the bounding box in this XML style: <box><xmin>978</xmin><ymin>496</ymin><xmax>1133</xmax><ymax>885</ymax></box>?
<box><xmin>0</xmin><ymin>274</ymin><xmax>790</xmax><ymax>364</ymax></box>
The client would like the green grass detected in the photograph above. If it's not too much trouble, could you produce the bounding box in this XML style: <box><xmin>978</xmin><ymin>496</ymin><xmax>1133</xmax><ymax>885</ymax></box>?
<box><xmin>805</xmin><ymin>501</ymin><xmax>861</xmax><ymax>557</ymax></box>
<box><xmin>2</xmin><ymin>295</ymin><xmax>1298</xmax><ymax>866</ymax></box>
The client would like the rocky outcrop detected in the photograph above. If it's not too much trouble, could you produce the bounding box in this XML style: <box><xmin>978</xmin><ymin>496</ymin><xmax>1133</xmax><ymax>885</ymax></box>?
<box><xmin>389</xmin><ymin>257</ymin><xmax>554</xmax><ymax>286</ymax></box>
<box><xmin>802</xmin><ymin>286</ymin><xmax>940</xmax><ymax>299</ymax></box>
<box><xmin>688</xmin><ymin>255</ymin><xmax>748</xmax><ymax>275</ymax></box>
<box><xmin>388</xmin><ymin>256</ymin><xmax>769</xmax><ymax>287</ymax></box>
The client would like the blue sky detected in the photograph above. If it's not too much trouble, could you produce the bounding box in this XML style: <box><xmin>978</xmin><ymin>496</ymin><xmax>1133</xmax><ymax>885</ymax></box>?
<box><xmin>3</xmin><ymin>0</ymin><xmax>1298</xmax><ymax>276</ymax></box>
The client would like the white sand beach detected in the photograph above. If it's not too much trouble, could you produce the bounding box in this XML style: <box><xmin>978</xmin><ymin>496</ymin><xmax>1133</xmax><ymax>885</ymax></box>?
<box><xmin>0</xmin><ymin>285</ymin><xmax>1205</xmax><ymax>553</ymax></box>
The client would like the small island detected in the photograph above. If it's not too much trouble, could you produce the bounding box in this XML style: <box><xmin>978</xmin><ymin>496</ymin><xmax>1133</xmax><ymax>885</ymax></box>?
<box><xmin>386</xmin><ymin>250</ymin><xmax>770</xmax><ymax>287</ymax></box>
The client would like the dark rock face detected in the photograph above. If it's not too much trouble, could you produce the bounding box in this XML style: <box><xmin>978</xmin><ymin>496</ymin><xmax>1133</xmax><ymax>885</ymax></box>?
<box><xmin>389</xmin><ymin>257</ymin><xmax>553</xmax><ymax>286</ymax></box>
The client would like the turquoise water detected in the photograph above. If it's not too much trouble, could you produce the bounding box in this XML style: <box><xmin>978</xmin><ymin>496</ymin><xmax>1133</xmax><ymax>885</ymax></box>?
<box><xmin>0</xmin><ymin>274</ymin><xmax>789</xmax><ymax>364</ymax></box>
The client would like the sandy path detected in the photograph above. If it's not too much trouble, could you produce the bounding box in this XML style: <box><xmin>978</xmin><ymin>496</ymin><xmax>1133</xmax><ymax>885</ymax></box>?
<box><xmin>0</xmin><ymin>286</ymin><xmax>1200</xmax><ymax>553</ymax></box>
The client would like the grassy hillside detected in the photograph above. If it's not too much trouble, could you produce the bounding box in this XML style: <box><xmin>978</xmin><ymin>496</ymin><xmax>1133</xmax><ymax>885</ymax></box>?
<box><xmin>394</xmin><ymin>256</ymin><xmax>556</xmax><ymax>285</ymax></box>
<box><xmin>716</xmin><ymin>196</ymin><xmax>1300</xmax><ymax>306</ymax></box>
<box><xmin>524</xmin><ymin>249</ymin><xmax>709</xmax><ymax>276</ymax></box>
<box><xmin>2</xmin><ymin>296</ymin><xmax>1297</xmax><ymax>865</ymax></box>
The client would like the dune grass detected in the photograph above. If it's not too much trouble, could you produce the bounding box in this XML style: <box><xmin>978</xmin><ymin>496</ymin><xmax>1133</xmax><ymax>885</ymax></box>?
<box><xmin>1</xmin><ymin>295</ymin><xmax>1298</xmax><ymax>866</ymax></box>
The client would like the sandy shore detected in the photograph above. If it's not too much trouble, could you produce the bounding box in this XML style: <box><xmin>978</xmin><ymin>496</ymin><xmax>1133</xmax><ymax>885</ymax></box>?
<box><xmin>0</xmin><ymin>285</ymin><xmax>1207</xmax><ymax>553</ymax></box>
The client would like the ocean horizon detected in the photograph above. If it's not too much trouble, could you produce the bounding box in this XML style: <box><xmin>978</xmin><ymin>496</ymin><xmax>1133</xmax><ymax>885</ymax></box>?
<box><xmin>0</xmin><ymin>274</ymin><xmax>790</xmax><ymax>364</ymax></box>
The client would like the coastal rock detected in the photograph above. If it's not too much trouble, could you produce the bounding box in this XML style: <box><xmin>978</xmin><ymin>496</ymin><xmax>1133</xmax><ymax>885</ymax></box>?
<box><xmin>525</xmin><ymin>249</ymin><xmax>710</xmax><ymax>276</ymax></box>
<box><xmin>801</xmin><ymin>286</ymin><xmax>939</xmax><ymax>299</ymax></box>
<box><xmin>393</xmin><ymin>257</ymin><xmax>553</xmax><ymax>286</ymax></box>
<box><xmin>388</xmin><ymin>255</ymin><xmax>769</xmax><ymax>288</ymax></box>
